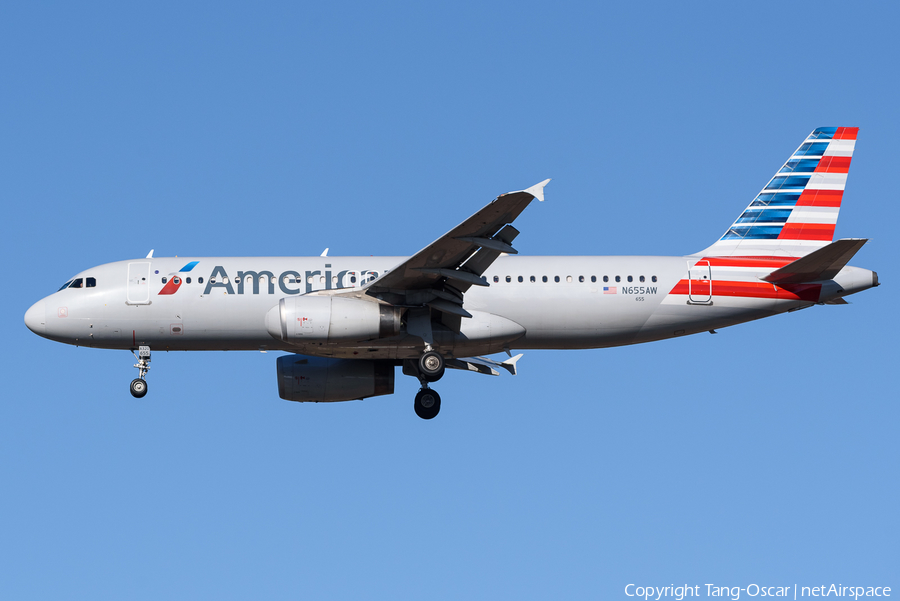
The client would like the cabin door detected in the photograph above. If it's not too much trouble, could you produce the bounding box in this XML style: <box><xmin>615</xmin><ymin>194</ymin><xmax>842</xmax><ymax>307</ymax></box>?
<box><xmin>688</xmin><ymin>260</ymin><xmax>712</xmax><ymax>304</ymax></box>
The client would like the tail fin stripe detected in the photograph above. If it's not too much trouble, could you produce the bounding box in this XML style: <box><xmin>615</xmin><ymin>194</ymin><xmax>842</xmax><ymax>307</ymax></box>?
<box><xmin>751</xmin><ymin>193</ymin><xmax>801</xmax><ymax>207</ymax></box>
<box><xmin>796</xmin><ymin>189</ymin><xmax>842</xmax><ymax>207</ymax></box>
<box><xmin>823</xmin><ymin>139</ymin><xmax>855</xmax><ymax>157</ymax></box>
<box><xmin>795</xmin><ymin>142</ymin><xmax>830</xmax><ymax>156</ymax></box>
<box><xmin>780</xmin><ymin>158</ymin><xmax>821</xmax><ymax>173</ymax></box>
<box><xmin>765</xmin><ymin>175</ymin><xmax>810</xmax><ymax>190</ymax></box>
<box><xmin>778</xmin><ymin>224</ymin><xmax>835</xmax><ymax>241</ymax></box>
<box><xmin>815</xmin><ymin>156</ymin><xmax>852</xmax><ymax>173</ymax></box>
<box><xmin>806</xmin><ymin>173</ymin><xmax>848</xmax><ymax>190</ymax></box>
<box><xmin>833</xmin><ymin>127</ymin><xmax>859</xmax><ymax>140</ymax></box>
<box><xmin>790</xmin><ymin>207</ymin><xmax>840</xmax><ymax>223</ymax></box>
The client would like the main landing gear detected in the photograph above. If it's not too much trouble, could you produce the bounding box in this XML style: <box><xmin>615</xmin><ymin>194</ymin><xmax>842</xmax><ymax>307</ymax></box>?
<box><xmin>414</xmin><ymin>388</ymin><xmax>441</xmax><ymax>420</ymax></box>
<box><xmin>130</xmin><ymin>345</ymin><xmax>151</xmax><ymax>398</ymax></box>
<box><xmin>411</xmin><ymin>349</ymin><xmax>445</xmax><ymax>420</ymax></box>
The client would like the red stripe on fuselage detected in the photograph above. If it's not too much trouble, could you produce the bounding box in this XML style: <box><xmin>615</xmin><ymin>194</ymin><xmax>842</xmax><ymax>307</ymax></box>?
<box><xmin>669</xmin><ymin>280</ymin><xmax>821</xmax><ymax>302</ymax></box>
<box><xmin>701</xmin><ymin>256</ymin><xmax>795</xmax><ymax>268</ymax></box>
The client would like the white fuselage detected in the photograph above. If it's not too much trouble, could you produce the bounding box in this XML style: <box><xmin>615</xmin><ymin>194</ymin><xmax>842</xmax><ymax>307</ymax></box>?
<box><xmin>25</xmin><ymin>255</ymin><xmax>877</xmax><ymax>360</ymax></box>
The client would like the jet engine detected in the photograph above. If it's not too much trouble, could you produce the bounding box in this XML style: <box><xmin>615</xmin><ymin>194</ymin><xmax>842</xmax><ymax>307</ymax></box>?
<box><xmin>266</xmin><ymin>296</ymin><xmax>402</xmax><ymax>344</ymax></box>
<box><xmin>276</xmin><ymin>355</ymin><xmax>395</xmax><ymax>402</ymax></box>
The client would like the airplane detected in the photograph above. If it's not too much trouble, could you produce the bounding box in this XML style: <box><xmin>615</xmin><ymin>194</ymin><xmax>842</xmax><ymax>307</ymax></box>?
<box><xmin>24</xmin><ymin>127</ymin><xmax>878</xmax><ymax>419</ymax></box>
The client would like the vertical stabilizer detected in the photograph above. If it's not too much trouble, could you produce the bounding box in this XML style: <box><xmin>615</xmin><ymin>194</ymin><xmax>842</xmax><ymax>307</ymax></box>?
<box><xmin>698</xmin><ymin>127</ymin><xmax>858</xmax><ymax>257</ymax></box>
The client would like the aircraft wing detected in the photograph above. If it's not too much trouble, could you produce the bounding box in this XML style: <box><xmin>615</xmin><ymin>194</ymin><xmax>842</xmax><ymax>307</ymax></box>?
<box><xmin>357</xmin><ymin>179</ymin><xmax>550</xmax><ymax>316</ymax></box>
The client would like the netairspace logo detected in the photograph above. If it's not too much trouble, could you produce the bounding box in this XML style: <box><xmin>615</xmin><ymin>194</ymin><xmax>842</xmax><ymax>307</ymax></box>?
<box><xmin>624</xmin><ymin>583</ymin><xmax>891</xmax><ymax>601</ymax></box>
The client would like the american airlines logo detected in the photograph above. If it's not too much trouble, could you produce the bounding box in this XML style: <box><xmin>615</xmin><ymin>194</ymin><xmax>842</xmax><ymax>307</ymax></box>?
<box><xmin>157</xmin><ymin>264</ymin><xmax>381</xmax><ymax>297</ymax></box>
<box><xmin>158</xmin><ymin>261</ymin><xmax>200</xmax><ymax>296</ymax></box>
<box><xmin>206</xmin><ymin>266</ymin><xmax>381</xmax><ymax>296</ymax></box>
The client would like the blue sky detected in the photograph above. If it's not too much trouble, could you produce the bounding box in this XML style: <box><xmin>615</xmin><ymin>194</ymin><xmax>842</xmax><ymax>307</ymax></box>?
<box><xmin>2</xmin><ymin>2</ymin><xmax>897</xmax><ymax>599</ymax></box>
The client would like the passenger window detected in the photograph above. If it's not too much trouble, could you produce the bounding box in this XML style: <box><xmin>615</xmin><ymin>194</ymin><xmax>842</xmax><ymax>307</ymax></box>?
<box><xmin>627</xmin><ymin>276</ymin><xmax>633</xmax><ymax>282</ymax></box>
<box><xmin>506</xmin><ymin>276</ymin><xmax>511</xmax><ymax>283</ymax></box>
<box><xmin>320</xmin><ymin>276</ymin><xmax>325</xmax><ymax>284</ymax></box>
<box><xmin>542</xmin><ymin>276</ymin><xmax>548</xmax><ymax>283</ymax></box>
<box><xmin>652</xmin><ymin>275</ymin><xmax>657</xmax><ymax>282</ymax></box>
<box><xmin>640</xmin><ymin>275</ymin><xmax>645</xmax><ymax>282</ymax></box>
<box><xmin>591</xmin><ymin>276</ymin><xmax>596</xmax><ymax>283</ymax></box>
<box><xmin>173</xmin><ymin>277</ymin><xmax>181</xmax><ymax>285</ymax></box>
<box><xmin>615</xmin><ymin>276</ymin><xmax>621</xmax><ymax>283</ymax></box>
<box><xmin>579</xmin><ymin>276</ymin><xmax>584</xmax><ymax>283</ymax></box>
<box><xmin>518</xmin><ymin>276</ymin><xmax>523</xmax><ymax>283</ymax></box>
<box><xmin>69</xmin><ymin>278</ymin><xmax>83</xmax><ymax>288</ymax></box>
<box><xmin>162</xmin><ymin>277</ymin><xmax>167</xmax><ymax>284</ymax></box>
<box><xmin>198</xmin><ymin>277</ymin><xmax>204</xmax><ymax>284</ymax></box>
<box><xmin>493</xmin><ymin>276</ymin><xmax>499</xmax><ymax>283</ymax></box>
<box><xmin>554</xmin><ymin>276</ymin><xmax>560</xmax><ymax>283</ymax></box>
<box><xmin>566</xmin><ymin>276</ymin><xmax>573</xmax><ymax>282</ymax></box>
<box><xmin>350</xmin><ymin>276</ymin><xmax>357</xmax><ymax>283</ymax></box>
<box><xmin>186</xmin><ymin>277</ymin><xmax>191</xmax><ymax>284</ymax></box>
<box><xmin>603</xmin><ymin>276</ymin><xmax>609</xmax><ymax>283</ymax></box>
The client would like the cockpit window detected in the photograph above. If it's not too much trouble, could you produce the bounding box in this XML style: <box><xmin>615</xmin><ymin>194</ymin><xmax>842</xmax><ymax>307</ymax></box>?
<box><xmin>69</xmin><ymin>278</ymin><xmax>84</xmax><ymax>289</ymax></box>
<box><xmin>58</xmin><ymin>279</ymin><xmax>74</xmax><ymax>291</ymax></box>
<box><xmin>86</xmin><ymin>277</ymin><xmax>96</xmax><ymax>288</ymax></box>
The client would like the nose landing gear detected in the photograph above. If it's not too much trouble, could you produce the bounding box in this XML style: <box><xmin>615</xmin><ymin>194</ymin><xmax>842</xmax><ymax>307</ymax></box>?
<box><xmin>130</xmin><ymin>345</ymin><xmax>151</xmax><ymax>398</ymax></box>
<box><xmin>130</xmin><ymin>378</ymin><xmax>148</xmax><ymax>398</ymax></box>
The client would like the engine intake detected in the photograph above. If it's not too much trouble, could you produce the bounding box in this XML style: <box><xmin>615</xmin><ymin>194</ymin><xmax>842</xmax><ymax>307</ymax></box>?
<box><xmin>266</xmin><ymin>296</ymin><xmax>402</xmax><ymax>344</ymax></box>
<box><xmin>276</xmin><ymin>355</ymin><xmax>395</xmax><ymax>402</ymax></box>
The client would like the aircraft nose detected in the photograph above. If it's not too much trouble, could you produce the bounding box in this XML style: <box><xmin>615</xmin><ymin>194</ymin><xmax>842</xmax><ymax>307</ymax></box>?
<box><xmin>24</xmin><ymin>299</ymin><xmax>46</xmax><ymax>334</ymax></box>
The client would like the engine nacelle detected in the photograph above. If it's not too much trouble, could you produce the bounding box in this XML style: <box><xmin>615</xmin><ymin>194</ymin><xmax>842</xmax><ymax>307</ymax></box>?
<box><xmin>276</xmin><ymin>355</ymin><xmax>395</xmax><ymax>402</ymax></box>
<box><xmin>266</xmin><ymin>296</ymin><xmax>402</xmax><ymax>344</ymax></box>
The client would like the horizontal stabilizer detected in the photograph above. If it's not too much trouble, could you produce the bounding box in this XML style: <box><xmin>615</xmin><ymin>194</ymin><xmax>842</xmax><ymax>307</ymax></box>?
<box><xmin>763</xmin><ymin>238</ymin><xmax>868</xmax><ymax>285</ymax></box>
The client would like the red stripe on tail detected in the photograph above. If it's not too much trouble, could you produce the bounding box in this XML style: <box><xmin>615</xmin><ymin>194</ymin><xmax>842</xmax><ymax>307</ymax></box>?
<box><xmin>778</xmin><ymin>223</ymin><xmax>835</xmax><ymax>241</ymax></box>
<box><xmin>795</xmin><ymin>189</ymin><xmax>842</xmax><ymax>207</ymax></box>
<box><xmin>833</xmin><ymin>127</ymin><xmax>859</xmax><ymax>140</ymax></box>
<box><xmin>814</xmin><ymin>156</ymin><xmax>851</xmax><ymax>173</ymax></box>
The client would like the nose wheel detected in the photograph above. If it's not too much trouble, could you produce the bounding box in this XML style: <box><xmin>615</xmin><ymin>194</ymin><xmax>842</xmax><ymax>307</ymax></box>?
<box><xmin>130</xmin><ymin>345</ymin><xmax>151</xmax><ymax>398</ymax></box>
<box><xmin>130</xmin><ymin>378</ymin><xmax>148</xmax><ymax>398</ymax></box>
<box><xmin>414</xmin><ymin>388</ymin><xmax>441</xmax><ymax>420</ymax></box>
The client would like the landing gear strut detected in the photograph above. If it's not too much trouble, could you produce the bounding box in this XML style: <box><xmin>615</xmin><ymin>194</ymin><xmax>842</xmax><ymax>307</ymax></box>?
<box><xmin>130</xmin><ymin>345</ymin><xmax>150</xmax><ymax>398</ymax></box>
